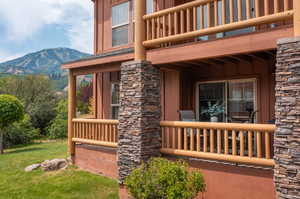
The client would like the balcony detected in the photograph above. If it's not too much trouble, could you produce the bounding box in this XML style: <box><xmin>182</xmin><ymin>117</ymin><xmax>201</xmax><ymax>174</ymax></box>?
<box><xmin>134</xmin><ymin>0</ymin><xmax>299</xmax><ymax>60</ymax></box>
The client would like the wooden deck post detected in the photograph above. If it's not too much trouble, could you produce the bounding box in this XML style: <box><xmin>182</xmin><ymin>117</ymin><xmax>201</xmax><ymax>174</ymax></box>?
<box><xmin>68</xmin><ymin>71</ymin><xmax>76</xmax><ymax>156</ymax></box>
<box><xmin>134</xmin><ymin>0</ymin><xmax>146</xmax><ymax>60</ymax></box>
<box><xmin>294</xmin><ymin>0</ymin><xmax>300</xmax><ymax>36</ymax></box>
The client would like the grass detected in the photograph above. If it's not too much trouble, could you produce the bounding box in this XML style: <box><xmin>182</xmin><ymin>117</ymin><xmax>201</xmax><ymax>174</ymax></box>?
<box><xmin>0</xmin><ymin>141</ymin><xmax>119</xmax><ymax>199</ymax></box>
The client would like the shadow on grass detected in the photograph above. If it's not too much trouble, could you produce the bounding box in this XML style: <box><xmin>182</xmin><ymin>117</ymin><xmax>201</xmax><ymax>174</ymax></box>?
<box><xmin>5</xmin><ymin>147</ymin><xmax>45</xmax><ymax>154</ymax></box>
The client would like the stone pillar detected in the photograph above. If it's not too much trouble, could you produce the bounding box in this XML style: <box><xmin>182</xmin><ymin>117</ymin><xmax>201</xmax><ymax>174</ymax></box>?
<box><xmin>275</xmin><ymin>37</ymin><xmax>300</xmax><ymax>198</ymax></box>
<box><xmin>117</xmin><ymin>60</ymin><xmax>161</xmax><ymax>182</ymax></box>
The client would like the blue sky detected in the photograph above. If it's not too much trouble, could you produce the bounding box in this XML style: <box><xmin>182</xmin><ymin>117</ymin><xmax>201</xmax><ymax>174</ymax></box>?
<box><xmin>0</xmin><ymin>0</ymin><xmax>94</xmax><ymax>62</ymax></box>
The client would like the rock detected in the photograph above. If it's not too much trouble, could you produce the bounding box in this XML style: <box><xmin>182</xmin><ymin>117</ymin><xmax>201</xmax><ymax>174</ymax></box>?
<box><xmin>41</xmin><ymin>159</ymin><xmax>68</xmax><ymax>171</ymax></box>
<box><xmin>66</xmin><ymin>156</ymin><xmax>73</xmax><ymax>165</ymax></box>
<box><xmin>24</xmin><ymin>164</ymin><xmax>41</xmax><ymax>172</ymax></box>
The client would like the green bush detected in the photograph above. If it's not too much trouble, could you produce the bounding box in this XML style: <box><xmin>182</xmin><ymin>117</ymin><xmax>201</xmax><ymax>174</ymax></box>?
<box><xmin>0</xmin><ymin>94</ymin><xmax>24</xmax><ymax>128</ymax></box>
<box><xmin>124</xmin><ymin>158</ymin><xmax>205</xmax><ymax>199</ymax></box>
<box><xmin>46</xmin><ymin>99</ymin><xmax>68</xmax><ymax>139</ymax></box>
<box><xmin>3</xmin><ymin>114</ymin><xmax>40</xmax><ymax>148</ymax></box>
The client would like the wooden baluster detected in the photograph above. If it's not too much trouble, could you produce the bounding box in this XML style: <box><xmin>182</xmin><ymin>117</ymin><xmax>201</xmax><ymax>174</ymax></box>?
<box><xmin>230</xmin><ymin>0</ymin><xmax>234</xmax><ymax>23</ymax></box>
<box><xmin>156</xmin><ymin>17</ymin><xmax>160</xmax><ymax>38</ymax></box>
<box><xmin>184</xmin><ymin>128</ymin><xmax>188</xmax><ymax>150</ymax></box>
<box><xmin>109</xmin><ymin>124</ymin><xmax>112</xmax><ymax>142</ymax></box>
<box><xmin>274</xmin><ymin>0</ymin><xmax>279</xmax><ymax>13</ymax></box>
<box><xmin>248</xmin><ymin>131</ymin><xmax>253</xmax><ymax>157</ymax></box>
<box><xmin>222</xmin><ymin>0</ymin><xmax>226</xmax><ymax>24</ymax></box>
<box><xmin>73</xmin><ymin>123</ymin><xmax>76</xmax><ymax>138</ymax></box>
<box><xmin>200</xmin><ymin>6</ymin><xmax>204</xmax><ymax>29</ymax></box>
<box><xmin>257</xmin><ymin>131</ymin><xmax>262</xmax><ymax>158</ymax></box>
<box><xmin>87</xmin><ymin>123</ymin><xmax>90</xmax><ymax>139</ymax></box>
<box><xmin>246</xmin><ymin>0</ymin><xmax>251</xmax><ymax>19</ymax></box>
<box><xmin>175</xmin><ymin>12</ymin><xmax>178</xmax><ymax>34</ymax></box>
<box><xmin>203</xmin><ymin>128</ymin><xmax>208</xmax><ymax>152</ymax></box>
<box><xmin>240</xmin><ymin>131</ymin><xmax>245</xmax><ymax>156</ymax></box>
<box><xmin>217</xmin><ymin>129</ymin><xmax>221</xmax><ymax>153</ymax></box>
<box><xmin>190</xmin><ymin>128</ymin><xmax>194</xmax><ymax>151</ymax></box>
<box><xmin>210</xmin><ymin>129</ymin><xmax>215</xmax><ymax>153</ymax></box>
<box><xmin>113</xmin><ymin>125</ymin><xmax>117</xmax><ymax>143</ymax></box>
<box><xmin>146</xmin><ymin>19</ymin><xmax>150</xmax><ymax>40</ymax></box>
<box><xmin>224</xmin><ymin>129</ymin><xmax>228</xmax><ymax>154</ymax></box>
<box><xmin>265</xmin><ymin>132</ymin><xmax>271</xmax><ymax>159</ymax></box>
<box><xmin>180</xmin><ymin>10</ymin><xmax>184</xmax><ymax>33</ymax></box>
<box><xmin>96</xmin><ymin>124</ymin><xmax>99</xmax><ymax>141</ymax></box>
<box><xmin>163</xmin><ymin>15</ymin><xmax>166</xmax><ymax>38</ymax></box>
<box><xmin>264</xmin><ymin>0</ymin><xmax>269</xmax><ymax>15</ymax></box>
<box><xmin>151</xmin><ymin>18</ymin><xmax>155</xmax><ymax>39</ymax></box>
<box><xmin>105</xmin><ymin>124</ymin><xmax>108</xmax><ymax>141</ymax></box>
<box><xmin>207</xmin><ymin>3</ymin><xmax>211</xmax><ymax>27</ymax></box>
<box><xmin>91</xmin><ymin>123</ymin><xmax>94</xmax><ymax>140</ymax></box>
<box><xmin>187</xmin><ymin>8</ymin><xmax>191</xmax><ymax>32</ymax></box>
<box><xmin>193</xmin><ymin>6</ymin><xmax>197</xmax><ymax>30</ymax></box>
<box><xmin>196</xmin><ymin>128</ymin><xmax>200</xmax><ymax>152</ymax></box>
<box><xmin>168</xmin><ymin>13</ymin><xmax>172</xmax><ymax>36</ymax></box>
<box><xmin>232</xmin><ymin>130</ymin><xmax>237</xmax><ymax>155</ymax></box>
<box><xmin>178</xmin><ymin>127</ymin><xmax>182</xmax><ymax>150</ymax></box>
<box><xmin>166</xmin><ymin>127</ymin><xmax>170</xmax><ymax>148</ymax></box>
<box><xmin>284</xmin><ymin>0</ymin><xmax>289</xmax><ymax>11</ymax></box>
<box><xmin>255</xmin><ymin>0</ymin><xmax>260</xmax><ymax>17</ymax></box>
<box><xmin>214</xmin><ymin>0</ymin><xmax>218</xmax><ymax>26</ymax></box>
<box><xmin>238</xmin><ymin>0</ymin><xmax>242</xmax><ymax>21</ymax></box>
<box><xmin>172</xmin><ymin>127</ymin><xmax>176</xmax><ymax>149</ymax></box>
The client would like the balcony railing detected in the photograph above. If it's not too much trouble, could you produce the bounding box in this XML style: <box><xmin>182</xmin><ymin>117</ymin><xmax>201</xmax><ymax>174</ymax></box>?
<box><xmin>160</xmin><ymin>121</ymin><xmax>275</xmax><ymax>166</ymax></box>
<box><xmin>72</xmin><ymin>118</ymin><xmax>118</xmax><ymax>148</ymax></box>
<box><xmin>141</xmin><ymin>0</ymin><xmax>295</xmax><ymax>48</ymax></box>
<box><xmin>70</xmin><ymin>118</ymin><xmax>275</xmax><ymax>167</ymax></box>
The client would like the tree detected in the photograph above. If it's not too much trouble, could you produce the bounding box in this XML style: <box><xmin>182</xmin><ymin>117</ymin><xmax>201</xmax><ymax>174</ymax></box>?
<box><xmin>0</xmin><ymin>95</ymin><xmax>24</xmax><ymax>154</ymax></box>
<box><xmin>0</xmin><ymin>75</ymin><xmax>59</xmax><ymax>132</ymax></box>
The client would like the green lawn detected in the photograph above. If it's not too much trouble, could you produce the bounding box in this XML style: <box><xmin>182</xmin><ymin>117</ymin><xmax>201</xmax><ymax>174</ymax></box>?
<box><xmin>0</xmin><ymin>141</ymin><xmax>119</xmax><ymax>199</ymax></box>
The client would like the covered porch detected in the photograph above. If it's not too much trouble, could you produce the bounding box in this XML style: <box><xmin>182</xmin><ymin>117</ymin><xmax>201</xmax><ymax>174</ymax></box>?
<box><xmin>67</xmin><ymin>49</ymin><xmax>276</xmax><ymax>167</ymax></box>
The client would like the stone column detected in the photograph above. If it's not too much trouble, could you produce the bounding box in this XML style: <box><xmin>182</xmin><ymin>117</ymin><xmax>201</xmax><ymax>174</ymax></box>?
<box><xmin>117</xmin><ymin>60</ymin><xmax>161</xmax><ymax>182</ymax></box>
<box><xmin>275</xmin><ymin>37</ymin><xmax>300</xmax><ymax>198</ymax></box>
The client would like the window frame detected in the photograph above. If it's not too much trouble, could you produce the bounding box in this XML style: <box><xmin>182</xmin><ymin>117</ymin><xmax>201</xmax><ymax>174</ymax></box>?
<box><xmin>111</xmin><ymin>1</ymin><xmax>130</xmax><ymax>47</ymax></box>
<box><xmin>111</xmin><ymin>82</ymin><xmax>120</xmax><ymax>119</ymax></box>
<box><xmin>195</xmin><ymin>78</ymin><xmax>257</xmax><ymax>123</ymax></box>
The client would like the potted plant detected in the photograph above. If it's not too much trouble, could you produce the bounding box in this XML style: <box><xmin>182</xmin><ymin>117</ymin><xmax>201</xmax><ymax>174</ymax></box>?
<box><xmin>201</xmin><ymin>101</ymin><xmax>224</xmax><ymax>122</ymax></box>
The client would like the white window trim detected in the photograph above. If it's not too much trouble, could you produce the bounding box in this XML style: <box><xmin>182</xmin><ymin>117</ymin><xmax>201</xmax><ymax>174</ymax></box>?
<box><xmin>195</xmin><ymin>78</ymin><xmax>257</xmax><ymax>123</ymax></box>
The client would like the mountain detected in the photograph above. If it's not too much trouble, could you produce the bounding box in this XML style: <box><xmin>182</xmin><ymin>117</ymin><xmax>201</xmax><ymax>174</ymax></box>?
<box><xmin>0</xmin><ymin>47</ymin><xmax>91</xmax><ymax>75</ymax></box>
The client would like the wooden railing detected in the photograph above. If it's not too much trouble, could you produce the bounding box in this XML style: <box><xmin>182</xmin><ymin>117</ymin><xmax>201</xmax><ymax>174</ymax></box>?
<box><xmin>143</xmin><ymin>0</ymin><xmax>294</xmax><ymax>47</ymax></box>
<box><xmin>160</xmin><ymin>121</ymin><xmax>275</xmax><ymax>166</ymax></box>
<box><xmin>72</xmin><ymin>118</ymin><xmax>118</xmax><ymax>148</ymax></box>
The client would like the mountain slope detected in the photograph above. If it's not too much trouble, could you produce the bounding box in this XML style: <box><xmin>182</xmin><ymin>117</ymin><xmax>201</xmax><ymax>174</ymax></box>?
<box><xmin>0</xmin><ymin>48</ymin><xmax>91</xmax><ymax>75</ymax></box>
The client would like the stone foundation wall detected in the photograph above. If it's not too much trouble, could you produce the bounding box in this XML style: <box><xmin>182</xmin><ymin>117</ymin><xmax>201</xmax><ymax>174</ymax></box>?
<box><xmin>117</xmin><ymin>60</ymin><xmax>161</xmax><ymax>182</ymax></box>
<box><xmin>275</xmin><ymin>37</ymin><xmax>300</xmax><ymax>198</ymax></box>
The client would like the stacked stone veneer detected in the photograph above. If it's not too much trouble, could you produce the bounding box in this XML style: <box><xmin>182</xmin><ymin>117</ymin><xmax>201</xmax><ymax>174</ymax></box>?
<box><xmin>275</xmin><ymin>37</ymin><xmax>300</xmax><ymax>198</ymax></box>
<box><xmin>117</xmin><ymin>60</ymin><xmax>161</xmax><ymax>182</ymax></box>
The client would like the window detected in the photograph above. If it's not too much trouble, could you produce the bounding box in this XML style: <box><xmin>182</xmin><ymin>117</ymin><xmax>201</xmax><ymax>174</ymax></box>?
<box><xmin>197</xmin><ymin>79</ymin><xmax>256</xmax><ymax>123</ymax></box>
<box><xmin>111</xmin><ymin>83</ymin><xmax>120</xmax><ymax>119</ymax></box>
<box><xmin>112</xmin><ymin>2</ymin><xmax>129</xmax><ymax>47</ymax></box>
<box><xmin>146</xmin><ymin>0</ymin><xmax>154</xmax><ymax>14</ymax></box>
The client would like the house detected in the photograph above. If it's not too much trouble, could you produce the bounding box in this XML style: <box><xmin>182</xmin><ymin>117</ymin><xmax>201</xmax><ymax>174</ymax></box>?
<box><xmin>61</xmin><ymin>0</ymin><xmax>300</xmax><ymax>198</ymax></box>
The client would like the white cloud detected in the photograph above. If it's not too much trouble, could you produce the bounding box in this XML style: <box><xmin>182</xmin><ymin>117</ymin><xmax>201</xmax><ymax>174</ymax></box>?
<box><xmin>0</xmin><ymin>0</ymin><xmax>94</xmax><ymax>53</ymax></box>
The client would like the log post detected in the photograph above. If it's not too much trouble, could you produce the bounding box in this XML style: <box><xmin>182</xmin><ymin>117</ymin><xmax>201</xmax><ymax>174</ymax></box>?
<box><xmin>68</xmin><ymin>70</ymin><xmax>76</xmax><ymax>156</ymax></box>
<box><xmin>294</xmin><ymin>0</ymin><xmax>300</xmax><ymax>36</ymax></box>
<box><xmin>134</xmin><ymin>0</ymin><xmax>146</xmax><ymax>60</ymax></box>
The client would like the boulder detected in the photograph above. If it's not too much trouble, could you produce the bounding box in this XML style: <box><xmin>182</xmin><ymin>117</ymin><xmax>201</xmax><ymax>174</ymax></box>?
<box><xmin>41</xmin><ymin>159</ymin><xmax>68</xmax><ymax>171</ymax></box>
<box><xmin>24</xmin><ymin>164</ymin><xmax>41</xmax><ymax>172</ymax></box>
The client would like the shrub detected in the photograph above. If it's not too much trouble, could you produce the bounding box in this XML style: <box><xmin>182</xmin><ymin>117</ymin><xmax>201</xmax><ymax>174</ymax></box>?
<box><xmin>46</xmin><ymin>99</ymin><xmax>68</xmax><ymax>139</ymax></box>
<box><xmin>3</xmin><ymin>114</ymin><xmax>40</xmax><ymax>148</ymax></box>
<box><xmin>0</xmin><ymin>94</ymin><xmax>25</xmax><ymax>154</ymax></box>
<box><xmin>124</xmin><ymin>158</ymin><xmax>205</xmax><ymax>199</ymax></box>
